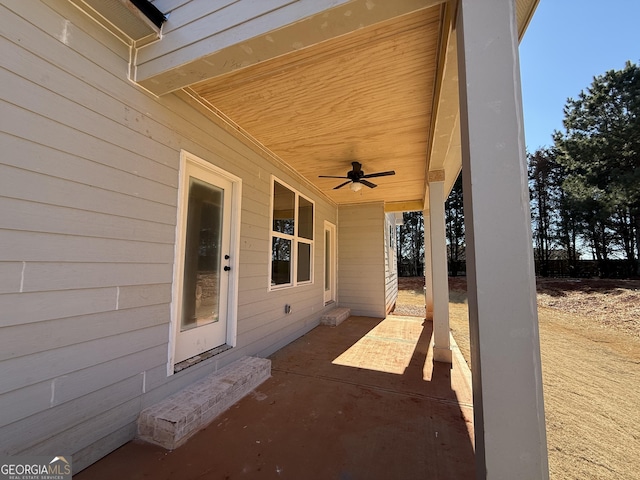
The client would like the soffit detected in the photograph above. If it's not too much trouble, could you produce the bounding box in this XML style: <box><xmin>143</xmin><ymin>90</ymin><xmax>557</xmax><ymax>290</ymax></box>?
<box><xmin>186</xmin><ymin>0</ymin><xmax>538</xmax><ymax>209</ymax></box>
<box><xmin>190</xmin><ymin>6</ymin><xmax>443</xmax><ymax>208</ymax></box>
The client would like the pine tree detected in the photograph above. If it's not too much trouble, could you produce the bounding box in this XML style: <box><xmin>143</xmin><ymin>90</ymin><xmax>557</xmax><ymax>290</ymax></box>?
<box><xmin>554</xmin><ymin>61</ymin><xmax>640</xmax><ymax>276</ymax></box>
<box><xmin>528</xmin><ymin>148</ymin><xmax>561</xmax><ymax>276</ymax></box>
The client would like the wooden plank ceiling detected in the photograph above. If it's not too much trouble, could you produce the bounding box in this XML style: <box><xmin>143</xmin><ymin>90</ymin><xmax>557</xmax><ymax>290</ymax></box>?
<box><xmin>190</xmin><ymin>5</ymin><xmax>443</xmax><ymax>207</ymax></box>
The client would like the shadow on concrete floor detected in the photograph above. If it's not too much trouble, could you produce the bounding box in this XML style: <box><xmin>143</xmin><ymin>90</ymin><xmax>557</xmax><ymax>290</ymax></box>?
<box><xmin>76</xmin><ymin>316</ymin><xmax>475</xmax><ymax>480</ymax></box>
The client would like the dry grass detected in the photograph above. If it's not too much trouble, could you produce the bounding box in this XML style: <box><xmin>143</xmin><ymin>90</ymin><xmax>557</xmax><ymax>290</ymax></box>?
<box><xmin>395</xmin><ymin>276</ymin><xmax>640</xmax><ymax>480</ymax></box>
<box><xmin>536</xmin><ymin>277</ymin><xmax>640</xmax><ymax>337</ymax></box>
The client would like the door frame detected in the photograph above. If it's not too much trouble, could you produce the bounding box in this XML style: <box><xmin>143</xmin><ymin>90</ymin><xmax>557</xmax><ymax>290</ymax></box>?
<box><xmin>168</xmin><ymin>150</ymin><xmax>242</xmax><ymax>374</ymax></box>
<box><xmin>324</xmin><ymin>221</ymin><xmax>337</xmax><ymax>304</ymax></box>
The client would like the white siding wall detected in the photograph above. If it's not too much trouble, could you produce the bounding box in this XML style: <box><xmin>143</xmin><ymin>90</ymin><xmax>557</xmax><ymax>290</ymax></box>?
<box><xmin>384</xmin><ymin>213</ymin><xmax>399</xmax><ymax>313</ymax></box>
<box><xmin>0</xmin><ymin>0</ymin><xmax>336</xmax><ymax>471</ymax></box>
<box><xmin>337</xmin><ymin>203</ymin><xmax>386</xmax><ymax>317</ymax></box>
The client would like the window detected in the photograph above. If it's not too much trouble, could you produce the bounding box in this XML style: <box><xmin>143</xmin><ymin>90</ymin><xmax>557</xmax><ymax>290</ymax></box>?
<box><xmin>181</xmin><ymin>177</ymin><xmax>224</xmax><ymax>331</ymax></box>
<box><xmin>270</xmin><ymin>178</ymin><xmax>314</xmax><ymax>288</ymax></box>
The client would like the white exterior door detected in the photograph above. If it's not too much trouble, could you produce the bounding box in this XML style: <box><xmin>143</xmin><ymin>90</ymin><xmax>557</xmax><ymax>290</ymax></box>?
<box><xmin>324</xmin><ymin>221</ymin><xmax>337</xmax><ymax>304</ymax></box>
<box><xmin>173</xmin><ymin>158</ymin><xmax>235</xmax><ymax>364</ymax></box>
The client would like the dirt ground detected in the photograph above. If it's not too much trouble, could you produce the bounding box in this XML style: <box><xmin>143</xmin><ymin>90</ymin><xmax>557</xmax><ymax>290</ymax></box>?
<box><xmin>396</xmin><ymin>276</ymin><xmax>640</xmax><ymax>480</ymax></box>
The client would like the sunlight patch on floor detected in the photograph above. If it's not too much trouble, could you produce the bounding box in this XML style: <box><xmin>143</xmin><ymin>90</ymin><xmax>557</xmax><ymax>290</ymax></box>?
<box><xmin>332</xmin><ymin>316</ymin><xmax>427</xmax><ymax>375</ymax></box>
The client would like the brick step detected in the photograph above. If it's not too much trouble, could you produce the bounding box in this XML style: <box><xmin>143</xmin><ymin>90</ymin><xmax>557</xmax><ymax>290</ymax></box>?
<box><xmin>137</xmin><ymin>356</ymin><xmax>271</xmax><ymax>450</ymax></box>
<box><xmin>320</xmin><ymin>307</ymin><xmax>351</xmax><ymax>327</ymax></box>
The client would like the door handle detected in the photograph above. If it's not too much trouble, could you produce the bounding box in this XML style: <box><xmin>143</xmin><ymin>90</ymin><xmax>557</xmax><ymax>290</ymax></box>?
<box><xmin>224</xmin><ymin>265</ymin><xmax>231</xmax><ymax>271</ymax></box>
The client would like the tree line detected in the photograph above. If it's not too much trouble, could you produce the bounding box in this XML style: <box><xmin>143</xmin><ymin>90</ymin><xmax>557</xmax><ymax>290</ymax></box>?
<box><xmin>397</xmin><ymin>61</ymin><xmax>639</xmax><ymax>278</ymax></box>
<box><xmin>396</xmin><ymin>177</ymin><xmax>465</xmax><ymax>277</ymax></box>
<box><xmin>529</xmin><ymin>61</ymin><xmax>639</xmax><ymax>277</ymax></box>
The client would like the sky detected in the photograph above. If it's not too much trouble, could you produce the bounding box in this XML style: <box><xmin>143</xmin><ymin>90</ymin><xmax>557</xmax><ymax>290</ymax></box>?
<box><xmin>519</xmin><ymin>0</ymin><xmax>640</xmax><ymax>152</ymax></box>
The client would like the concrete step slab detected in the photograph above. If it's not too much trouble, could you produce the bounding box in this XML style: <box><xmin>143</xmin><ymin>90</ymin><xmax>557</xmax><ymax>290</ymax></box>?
<box><xmin>137</xmin><ymin>356</ymin><xmax>270</xmax><ymax>450</ymax></box>
<box><xmin>320</xmin><ymin>307</ymin><xmax>351</xmax><ymax>326</ymax></box>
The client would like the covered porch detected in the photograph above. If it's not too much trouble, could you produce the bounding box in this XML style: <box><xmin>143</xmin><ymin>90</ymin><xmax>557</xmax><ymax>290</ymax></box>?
<box><xmin>76</xmin><ymin>314</ymin><xmax>475</xmax><ymax>479</ymax></box>
<box><xmin>68</xmin><ymin>0</ymin><xmax>547</xmax><ymax>476</ymax></box>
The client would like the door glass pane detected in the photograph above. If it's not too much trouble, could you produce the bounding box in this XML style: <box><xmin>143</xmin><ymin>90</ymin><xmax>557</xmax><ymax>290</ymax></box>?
<box><xmin>273</xmin><ymin>182</ymin><xmax>295</xmax><ymax>235</ymax></box>
<box><xmin>271</xmin><ymin>237</ymin><xmax>291</xmax><ymax>285</ymax></box>
<box><xmin>181</xmin><ymin>178</ymin><xmax>223</xmax><ymax>332</ymax></box>
<box><xmin>325</xmin><ymin>230</ymin><xmax>330</xmax><ymax>292</ymax></box>
<box><xmin>298</xmin><ymin>197</ymin><xmax>313</xmax><ymax>239</ymax></box>
<box><xmin>297</xmin><ymin>242</ymin><xmax>311</xmax><ymax>282</ymax></box>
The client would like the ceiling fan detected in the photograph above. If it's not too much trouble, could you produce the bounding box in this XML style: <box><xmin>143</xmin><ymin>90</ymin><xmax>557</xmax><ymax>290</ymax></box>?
<box><xmin>319</xmin><ymin>161</ymin><xmax>395</xmax><ymax>191</ymax></box>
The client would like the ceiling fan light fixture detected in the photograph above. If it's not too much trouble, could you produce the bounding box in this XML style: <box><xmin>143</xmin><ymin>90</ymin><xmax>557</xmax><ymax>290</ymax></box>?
<box><xmin>319</xmin><ymin>161</ymin><xmax>395</xmax><ymax>191</ymax></box>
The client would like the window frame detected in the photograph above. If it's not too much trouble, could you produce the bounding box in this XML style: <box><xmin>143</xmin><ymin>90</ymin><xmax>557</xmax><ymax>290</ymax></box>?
<box><xmin>269</xmin><ymin>176</ymin><xmax>315</xmax><ymax>290</ymax></box>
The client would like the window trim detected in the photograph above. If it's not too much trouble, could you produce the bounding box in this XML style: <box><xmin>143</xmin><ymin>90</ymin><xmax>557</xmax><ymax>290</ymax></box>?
<box><xmin>269</xmin><ymin>176</ymin><xmax>315</xmax><ymax>290</ymax></box>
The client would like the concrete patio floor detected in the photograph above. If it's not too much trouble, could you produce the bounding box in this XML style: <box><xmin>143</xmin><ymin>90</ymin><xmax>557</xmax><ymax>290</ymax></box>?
<box><xmin>76</xmin><ymin>315</ymin><xmax>475</xmax><ymax>479</ymax></box>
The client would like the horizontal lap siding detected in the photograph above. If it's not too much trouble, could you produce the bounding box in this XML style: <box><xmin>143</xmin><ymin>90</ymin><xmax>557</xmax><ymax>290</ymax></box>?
<box><xmin>0</xmin><ymin>0</ymin><xmax>337</xmax><ymax>471</ymax></box>
<box><xmin>0</xmin><ymin>347</ymin><xmax>166</xmax><ymax>438</ymax></box>
<box><xmin>0</xmin><ymin>305</ymin><xmax>170</xmax><ymax>361</ymax></box>
<box><xmin>0</xmin><ymin>230</ymin><xmax>174</xmax><ymax>264</ymax></box>
<box><xmin>19</xmin><ymin>263</ymin><xmax>174</xmax><ymax>292</ymax></box>
<box><xmin>0</xmin><ymin>196</ymin><xmax>175</xmax><ymax>243</ymax></box>
<box><xmin>337</xmin><ymin>204</ymin><xmax>386</xmax><ymax>317</ymax></box>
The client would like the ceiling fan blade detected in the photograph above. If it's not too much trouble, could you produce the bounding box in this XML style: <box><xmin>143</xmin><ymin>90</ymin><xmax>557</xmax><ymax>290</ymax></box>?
<box><xmin>319</xmin><ymin>175</ymin><xmax>349</xmax><ymax>179</ymax></box>
<box><xmin>362</xmin><ymin>170</ymin><xmax>395</xmax><ymax>179</ymax></box>
<box><xmin>333</xmin><ymin>180</ymin><xmax>352</xmax><ymax>190</ymax></box>
<box><xmin>361</xmin><ymin>179</ymin><xmax>377</xmax><ymax>189</ymax></box>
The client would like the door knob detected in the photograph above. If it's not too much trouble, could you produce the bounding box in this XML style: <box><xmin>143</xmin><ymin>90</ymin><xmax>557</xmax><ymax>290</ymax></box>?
<box><xmin>224</xmin><ymin>266</ymin><xmax>231</xmax><ymax>271</ymax></box>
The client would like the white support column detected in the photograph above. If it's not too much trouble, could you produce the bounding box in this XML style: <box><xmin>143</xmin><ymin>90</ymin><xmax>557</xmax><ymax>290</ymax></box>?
<box><xmin>457</xmin><ymin>0</ymin><xmax>549</xmax><ymax>479</ymax></box>
<box><xmin>423</xmin><ymin>209</ymin><xmax>434</xmax><ymax>320</ymax></box>
<box><xmin>428</xmin><ymin>172</ymin><xmax>451</xmax><ymax>363</ymax></box>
